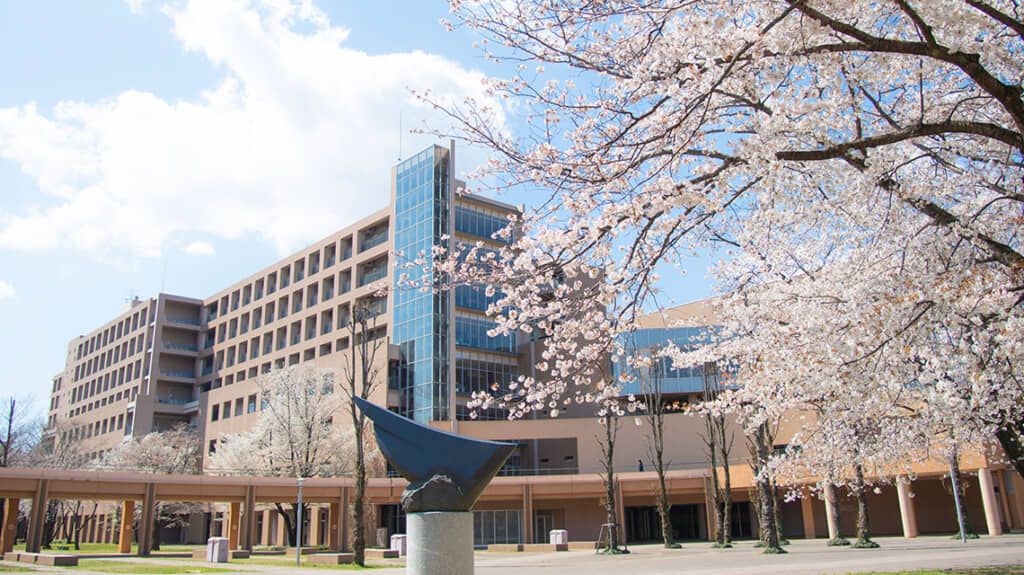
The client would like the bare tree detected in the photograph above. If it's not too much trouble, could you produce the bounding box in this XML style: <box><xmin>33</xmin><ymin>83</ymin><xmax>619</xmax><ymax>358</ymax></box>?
<box><xmin>637</xmin><ymin>353</ymin><xmax>678</xmax><ymax>549</ymax></box>
<box><xmin>701</xmin><ymin>363</ymin><xmax>734</xmax><ymax>548</ymax></box>
<box><xmin>340</xmin><ymin>299</ymin><xmax>385</xmax><ymax>566</ymax></box>
<box><xmin>1</xmin><ymin>396</ymin><xmax>41</xmax><ymax>467</ymax></box>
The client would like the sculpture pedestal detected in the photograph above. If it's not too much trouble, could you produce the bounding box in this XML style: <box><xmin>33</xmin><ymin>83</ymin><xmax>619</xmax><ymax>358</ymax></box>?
<box><xmin>408</xmin><ymin>512</ymin><xmax>473</xmax><ymax>575</ymax></box>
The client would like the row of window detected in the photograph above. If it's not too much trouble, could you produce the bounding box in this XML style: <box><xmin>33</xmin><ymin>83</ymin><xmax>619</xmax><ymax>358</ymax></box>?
<box><xmin>200</xmin><ymin>327</ymin><xmax>384</xmax><ymax>391</ymax></box>
<box><xmin>209</xmin><ymin>393</ymin><xmax>259</xmax><ymax>422</ymax></box>
<box><xmin>71</xmin><ymin>359</ymin><xmax>146</xmax><ymax>405</ymax></box>
<box><xmin>205</xmin><ymin>221</ymin><xmax>389</xmax><ymax>322</ymax></box>
<box><xmin>204</xmin><ymin>264</ymin><xmax>390</xmax><ymax>347</ymax></box>
<box><xmin>454</xmin><ymin>203</ymin><xmax>515</xmax><ymax>244</ymax></box>
<box><xmin>67</xmin><ymin>386</ymin><xmax>139</xmax><ymax>421</ymax></box>
<box><xmin>74</xmin><ymin>332</ymin><xmax>148</xmax><ymax>382</ymax></box>
<box><xmin>60</xmin><ymin>408</ymin><xmax>134</xmax><ymax>444</ymax></box>
<box><xmin>203</xmin><ymin>297</ymin><xmax>386</xmax><ymax>372</ymax></box>
<box><xmin>455</xmin><ymin>314</ymin><xmax>517</xmax><ymax>354</ymax></box>
<box><xmin>76</xmin><ymin>303</ymin><xmax>152</xmax><ymax>361</ymax></box>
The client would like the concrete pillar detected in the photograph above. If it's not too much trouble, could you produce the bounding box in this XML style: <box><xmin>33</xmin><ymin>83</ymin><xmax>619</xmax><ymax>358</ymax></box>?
<box><xmin>522</xmin><ymin>484</ymin><xmax>534</xmax><ymax>544</ymax></box>
<box><xmin>242</xmin><ymin>486</ymin><xmax>256</xmax><ymax>551</ymax></box>
<box><xmin>824</xmin><ymin>483</ymin><xmax>840</xmax><ymax>541</ymax></box>
<box><xmin>978</xmin><ymin>468</ymin><xmax>1003</xmax><ymax>536</ymax></box>
<box><xmin>87</xmin><ymin>515</ymin><xmax>97</xmax><ymax>542</ymax></box>
<box><xmin>259</xmin><ymin>509</ymin><xmax>270</xmax><ymax>547</ymax></box>
<box><xmin>800</xmin><ymin>494</ymin><xmax>819</xmax><ymax>538</ymax></box>
<box><xmin>703</xmin><ymin>478</ymin><xmax>715</xmax><ymax>542</ymax></box>
<box><xmin>276</xmin><ymin>510</ymin><xmax>286</xmax><ymax>546</ymax></box>
<box><xmin>137</xmin><ymin>483</ymin><xmax>156</xmax><ymax>556</ymax></box>
<box><xmin>227</xmin><ymin>501</ymin><xmax>241</xmax><ymax>550</ymax></box>
<box><xmin>896</xmin><ymin>476</ymin><xmax>918</xmax><ymax>538</ymax></box>
<box><xmin>119</xmin><ymin>500</ymin><xmax>135</xmax><ymax>553</ymax></box>
<box><xmin>1</xmin><ymin>498</ymin><xmax>18</xmax><ymax>554</ymax></box>
<box><xmin>25</xmin><ymin>479</ymin><xmax>49</xmax><ymax>553</ymax></box>
<box><xmin>308</xmin><ymin>507</ymin><xmax>320</xmax><ymax>546</ymax></box>
<box><xmin>408</xmin><ymin>512</ymin><xmax>472</xmax><ymax>575</ymax></box>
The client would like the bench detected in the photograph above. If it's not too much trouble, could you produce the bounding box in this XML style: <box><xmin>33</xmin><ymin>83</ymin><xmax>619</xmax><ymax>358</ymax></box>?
<box><xmin>487</xmin><ymin>544</ymin><xmax>523</xmax><ymax>552</ymax></box>
<box><xmin>308</xmin><ymin>553</ymin><xmax>354</xmax><ymax>564</ymax></box>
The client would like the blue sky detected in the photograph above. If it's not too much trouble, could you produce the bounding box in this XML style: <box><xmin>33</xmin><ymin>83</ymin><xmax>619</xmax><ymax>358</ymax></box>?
<box><xmin>0</xmin><ymin>0</ymin><xmax>713</xmax><ymax>422</ymax></box>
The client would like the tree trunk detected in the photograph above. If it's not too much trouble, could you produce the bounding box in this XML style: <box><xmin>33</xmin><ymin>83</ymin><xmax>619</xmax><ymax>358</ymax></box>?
<box><xmin>598</xmin><ymin>411</ymin><xmax>626</xmax><ymax>554</ymax></box>
<box><xmin>949</xmin><ymin>452</ymin><xmax>978</xmax><ymax>539</ymax></box>
<box><xmin>852</xmin><ymin>464</ymin><xmax>879</xmax><ymax>548</ymax></box>
<box><xmin>720</xmin><ymin>435</ymin><xmax>733</xmax><ymax>546</ymax></box>
<box><xmin>655</xmin><ymin>469</ymin><xmax>675</xmax><ymax>548</ymax></box>
<box><xmin>753</xmin><ymin>424</ymin><xmax>784</xmax><ymax>554</ymax></box>
<box><xmin>352</xmin><ymin>413</ymin><xmax>367</xmax><ymax>566</ymax></box>
<box><xmin>274</xmin><ymin>502</ymin><xmax>296</xmax><ymax>547</ymax></box>
<box><xmin>995</xmin><ymin>415</ymin><xmax>1024</xmax><ymax>479</ymax></box>
<box><xmin>825</xmin><ymin>482</ymin><xmax>849</xmax><ymax>546</ymax></box>
<box><xmin>771</xmin><ymin>478</ymin><xmax>787</xmax><ymax>545</ymax></box>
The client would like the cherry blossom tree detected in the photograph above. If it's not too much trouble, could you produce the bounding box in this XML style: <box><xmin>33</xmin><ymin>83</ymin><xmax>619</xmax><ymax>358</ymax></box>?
<box><xmin>207</xmin><ymin>365</ymin><xmax>355</xmax><ymax>546</ymax></box>
<box><xmin>426</xmin><ymin>0</ymin><xmax>1023</xmax><ymax>488</ymax></box>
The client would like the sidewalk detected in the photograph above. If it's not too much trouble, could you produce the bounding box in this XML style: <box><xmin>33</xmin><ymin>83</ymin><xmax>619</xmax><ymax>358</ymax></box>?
<box><xmin>6</xmin><ymin>534</ymin><xmax>1022</xmax><ymax>574</ymax></box>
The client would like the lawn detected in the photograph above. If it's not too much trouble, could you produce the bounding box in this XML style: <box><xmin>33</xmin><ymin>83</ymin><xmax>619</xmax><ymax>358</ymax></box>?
<box><xmin>851</xmin><ymin>564</ymin><xmax>1024</xmax><ymax>568</ymax></box>
<box><xmin>239</xmin><ymin>556</ymin><xmax>389</xmax><ymax>570</ymax></box>
<box><xmin>64</xmin><ymin>559</ymin><xmax>236</xmax><ymax>574</ymax></box>
<box><xmin>0</xmin><ymin>566</ymin><xmax>35</xmax><ymax>573</ymax></box>
<box><xmin>18</xmin><ymin>542</ymin><xmax>201</xmax><ymax>555</ymax></box>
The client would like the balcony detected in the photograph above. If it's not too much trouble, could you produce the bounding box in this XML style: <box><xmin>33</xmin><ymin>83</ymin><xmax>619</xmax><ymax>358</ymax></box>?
<box><xmin>166</xmin><ymin>317</ymin><xmax>201</xmax><ymax>329</ymax></box>
<box><xmin>153</xmin><ymin>399</ymin><xmax>200</xmax><ymax>415</ymax></box>
<box><xmin>163</xmin><ymin>342</ymin><xmax>199</xmax><ymax>356</ymax></box>
<box><xmin>159</xmin><ymin>370</ymin><xmax>196</xmax><ymax>382</ymax></box>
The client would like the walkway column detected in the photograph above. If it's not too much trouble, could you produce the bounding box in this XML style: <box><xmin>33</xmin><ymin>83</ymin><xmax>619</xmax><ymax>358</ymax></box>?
<box><xmin>1</xmin><ymin>498</ymin><xmax>18</xmax><ymax>554</ymax></box>
<box><xmin>242</xmin><ymin>486</ymin><xmax>256</xmax><ymax>551</ymax></box>
<box><xmin>702</xmin><ymin>478</ymin><xmax>717</xmax><ymax>542</ymax></box>
<box><xmin>896</xmin><ymin>476</ymin><xmax>918</xmax><ymax>538</ymax></box>
<box><xmin>800</xmin><ymin>494</ymin><xmax>819</xmax><ymax>538</ymax></box>
<box><xmin>978</xmin><ymin>468</ymin><xmax>1004</xmax><ymax>536</ymax></box>
<box><xmin>227</xmin><ymin>501</ymin><xmax>241</xmax><ymax>550</ymax></box>
<box><xmin>824</xmin><ymin>483</ymin><xmax>840</xmax><ymax>541</ymax></box>
<box><xmin>137</xmin><ymin>483</ymin><xmax>156</xmax><ymax>556</ymax></box>
<box><xmin>327</xmin><ymin>486</ymin><xmax>349</xmax><ymax>552</ymax></box>
<box><xmin>25</xmin><ymin>479</ymin><xmax>49</xmax><ymax>553</ymax></box>
<box><xmin>522</xmin><ymin>484</ymin><xmax>534</xmax><ymax>544</ymax></box>
<box><xmin>119</xmin><ymin>500</ymin><xmax>135</xmax><ymax>553</ymax></box>
<box><xmin>308</xmin><ymin>507</ymin><xmax>320</xmax><ymax>546</ymax></box>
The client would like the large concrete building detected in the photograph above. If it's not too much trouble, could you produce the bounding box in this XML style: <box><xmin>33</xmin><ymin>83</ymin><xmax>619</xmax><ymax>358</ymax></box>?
<box><xmin>39</xmin><ymin>143</ymin><xmax>1024</xmax><ymax>550</ymax></box>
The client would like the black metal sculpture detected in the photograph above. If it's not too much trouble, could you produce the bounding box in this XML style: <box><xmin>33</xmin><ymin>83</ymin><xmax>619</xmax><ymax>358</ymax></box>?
<box><xmin>354</xmin><ymin>397</ymin><xmax>516</xmax><ymax>512</ymax></box>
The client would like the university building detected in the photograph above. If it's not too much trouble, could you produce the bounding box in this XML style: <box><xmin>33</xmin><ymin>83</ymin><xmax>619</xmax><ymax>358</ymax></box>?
<box><xmin>35</xmin><ymin>143</ymin><xmax>1024</xmax><ymax>551</ymax></box>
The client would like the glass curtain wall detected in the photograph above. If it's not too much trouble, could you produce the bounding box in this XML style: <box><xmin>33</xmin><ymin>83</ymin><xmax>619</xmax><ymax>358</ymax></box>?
<box><xmin>391</xmin><ymin>146</ymin><xmax>452</xmax><ymax>423</ymax></box>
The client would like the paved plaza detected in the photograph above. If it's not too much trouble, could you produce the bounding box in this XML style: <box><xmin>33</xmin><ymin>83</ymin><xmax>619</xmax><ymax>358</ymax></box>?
<box><xmin>6</xmin><ymin>534</ymin><xmax>1022</xmax><ymax>574</ymax></box>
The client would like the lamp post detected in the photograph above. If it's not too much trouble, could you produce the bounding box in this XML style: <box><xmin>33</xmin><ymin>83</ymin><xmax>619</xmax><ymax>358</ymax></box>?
<box><xmin>296</xmin><ymin>477</ymin><xmax>305</xmax><ymax>566</ymax></box>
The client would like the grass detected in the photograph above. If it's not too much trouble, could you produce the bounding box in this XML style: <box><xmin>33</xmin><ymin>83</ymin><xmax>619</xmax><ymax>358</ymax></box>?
<box><xmin>851</xmin><ymin>564</ymin><xmax>1024</xmax><ymax>568</ymax></box>
<box><xmin>64</xmin><ymin>559</ymin><xmax>236</xmax><ymax>573</ymax></box>
<box><xmin>240</xmin><ymin>556</ymin><xmax>389</xmax><ymax>569</ymax></box>
<box><xmin>0</xmin><ymin>566</ymin><xmax>35</xmax><ymax>573</ymax></box>
<box><xmin>17</xmin><ymin>542</ymin><xmax>202</xmax><ymax>555</ymax></box>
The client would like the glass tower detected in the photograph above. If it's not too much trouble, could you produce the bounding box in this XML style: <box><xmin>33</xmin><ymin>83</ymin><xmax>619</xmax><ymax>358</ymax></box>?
<box><xmin>391</xmin><ymin>145</ymin><xmax>452</xmax><ymax>423</ymax></box>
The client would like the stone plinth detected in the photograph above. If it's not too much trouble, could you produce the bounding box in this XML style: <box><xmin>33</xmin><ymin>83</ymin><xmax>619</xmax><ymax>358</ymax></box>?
<box><xmin>206</xmin><ymin>537</ymin><xmax>229</xmax><ymax>563</ymax></box>
<box><xmin>391</xmin><ymin>534</ymin><xmax>408</xmax><ymax>556</ymax></box>
<box><xmin>408</xmin><ymin>512</ymin><xmax>473</xmax><ymax>575</ymax></box>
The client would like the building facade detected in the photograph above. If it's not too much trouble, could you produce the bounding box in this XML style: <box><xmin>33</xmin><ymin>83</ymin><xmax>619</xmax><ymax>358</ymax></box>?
<box><xmin>40</xmin><ymin>144</ymin><xmax>1024</xmax><ymax>549</ymax></box>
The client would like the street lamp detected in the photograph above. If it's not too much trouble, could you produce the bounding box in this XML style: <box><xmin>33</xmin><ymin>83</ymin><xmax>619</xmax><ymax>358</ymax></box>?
<box><xmin>296</xmin><ymin>477</ymin><xmax>305</xmax><ymax>566</ymax></box>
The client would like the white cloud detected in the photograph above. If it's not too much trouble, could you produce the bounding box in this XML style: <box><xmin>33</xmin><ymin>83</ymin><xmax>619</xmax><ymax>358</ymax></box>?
<box><xmin>184</xmin><ymin>240</ymin><xmax>215</xmax><ymax>256</ymax></box>
<box><xmin>0</xmin><ymin>280</ymin><xmax>14</xmax><ymax>300</ymax></box>
<box><xmin>0</xmin><ymin>0</ymin><xmax>504</xmax><ymax>259</ymax></box>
